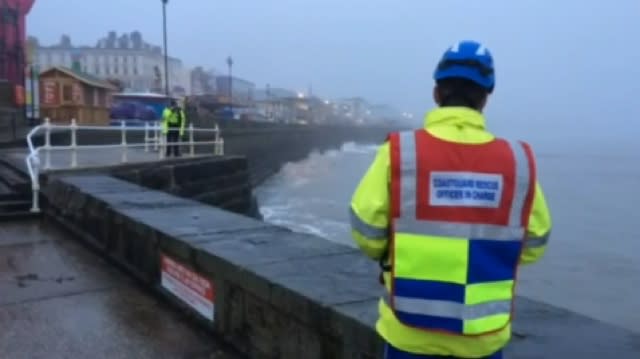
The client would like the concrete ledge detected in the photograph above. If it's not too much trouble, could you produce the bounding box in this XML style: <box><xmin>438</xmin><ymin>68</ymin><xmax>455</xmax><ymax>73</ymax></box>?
<box><xmin>43</xmin><ymin>174</ymin><xmax>640</xmax><ymax>358</ymax></box>
<box><xmin>111</xmin><ymin>155</ymin><xmax>259</xmax><ymax>217</ymax></box>
<box><xmin>6</xmin><ymin>153</ymin><xmax>261</xmax><ymax>219</ymax></box>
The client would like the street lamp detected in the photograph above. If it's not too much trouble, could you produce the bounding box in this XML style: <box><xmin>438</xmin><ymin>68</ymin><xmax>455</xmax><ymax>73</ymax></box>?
<box><xmin>162</xmin><ymin>0</ymin><xmax>169</xmax><ymax>96</ymax></box>
<box><xmin>227</xmin><ymin>55</ymin><xmax>233</xmax><ymax>116</ymax></box>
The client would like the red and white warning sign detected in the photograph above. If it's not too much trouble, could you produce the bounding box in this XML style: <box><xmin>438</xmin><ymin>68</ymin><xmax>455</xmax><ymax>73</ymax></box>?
<box><xmin>160</xmin><ymin>254</ymin><xmax>215</xmax><ymax>321</ymax></box>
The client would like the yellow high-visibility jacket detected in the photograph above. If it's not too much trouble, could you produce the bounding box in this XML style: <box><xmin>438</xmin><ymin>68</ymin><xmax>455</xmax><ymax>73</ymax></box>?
<box><xmin>162</xmin><ymin>107</ymin><xmax>186</xmax><ymax>136</ymax></box>
<box><xmin>350</xmin><ymin>106</ymin><xmax>552</xmax><ymax>358</ymax></box>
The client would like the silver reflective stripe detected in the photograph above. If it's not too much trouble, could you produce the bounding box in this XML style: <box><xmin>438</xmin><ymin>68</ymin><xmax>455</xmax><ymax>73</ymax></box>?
<box><xmin>524</xmin><ymin>230</ymin><xmax>550</xmax><ymax>249</ymax></box>
<box><xmin>395</xmin><ymin>218</ymin><xmax>524</xmax><ymax>241</ymax></box>
<box><xmin>399</xmin><ymin>131</ymin><xmax>417</xmax><ymax>216</ymax></box>
<box><xmin>384</xmin><ymin>293</ymin><xmax>511</xmax><ymax>320</ymax></box>
<box><xmin>349</xmin><ymin>207</ymin><xmax>388</xmax><ymax>240</ymax></box>
<box><xmin>507</xmin><ymin>140</ymin><xmax>530</xmax><ymax>227</ymax></box>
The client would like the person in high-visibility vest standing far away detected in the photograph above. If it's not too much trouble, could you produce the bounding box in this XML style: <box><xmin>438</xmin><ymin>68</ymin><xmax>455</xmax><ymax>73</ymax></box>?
<box><xmin>349</xmin><ymin>40</ymin><xmax>552</xmax><ymax>359</ymax></box>
<box><xmin>162</xmin><ymin>99</ymin><xmax>186</xmax><ymax>157</ymax></box>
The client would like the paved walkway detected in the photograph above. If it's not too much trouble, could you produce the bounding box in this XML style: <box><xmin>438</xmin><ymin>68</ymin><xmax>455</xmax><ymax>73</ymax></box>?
<box><xmin>2</xmin><ymin>146</ymin><xmax>201</xmax><ymax>174</ymax></box>
<box><xmin>0</xmin><ymin>219</ymin><xmax>240</xmax><ymax>359</ymax></box>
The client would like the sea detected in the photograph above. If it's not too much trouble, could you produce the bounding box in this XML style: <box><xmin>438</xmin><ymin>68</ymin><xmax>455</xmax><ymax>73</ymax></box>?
<box><xmin>255</xmin><ymin>136</ymin><xmax>640</xmax><ymax>335</ymax></box>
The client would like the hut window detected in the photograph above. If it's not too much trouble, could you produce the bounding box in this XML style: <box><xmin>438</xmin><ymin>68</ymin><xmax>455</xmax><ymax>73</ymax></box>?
<box><xmin>62</xmin><ymin>84</ymin><xmax>73</xmax><ymax>102</ymax></box>
<box><xmin>84</xmin><ymin>87</ymin><xmax>93</xmax><ymax>105</ymax></box>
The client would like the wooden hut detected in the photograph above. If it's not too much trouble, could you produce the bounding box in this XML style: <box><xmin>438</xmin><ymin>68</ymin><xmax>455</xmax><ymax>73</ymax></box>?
<box><xmin>38</xmin><ymin>66</ymin><xmax>117</xmax><ymax>125</ymax></box>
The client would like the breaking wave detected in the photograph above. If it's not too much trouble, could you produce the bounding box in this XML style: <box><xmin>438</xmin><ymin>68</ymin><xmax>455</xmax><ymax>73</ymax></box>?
<box><xmin>256</xmin><ymin>143</ymin><xmax>376</xmax><ymax>244</ymax></box>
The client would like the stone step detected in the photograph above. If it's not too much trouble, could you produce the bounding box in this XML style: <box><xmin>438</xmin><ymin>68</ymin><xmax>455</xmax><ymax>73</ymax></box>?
<box><xmin>0</xmin><ymin>174</ymin><xmax>30</xmax><ymax>203</ymax></box>
<box><xmin>0</xmin><ymin>199</ymin><xmax>32</xmax><ymax>213</ymax></box>
<box><xmin>0</xmin><ymin>159</ymin><xmax>30</xmax><ymax>194</ymax></box>
<box><xmin>0</xmin><ymin>187</ymin><xmax>28</xmax><ymax>202</ymax></box>
<box><xmin>0</xmin><ymin>210</ymin><xmax>39</xmax><ymax>222</ymax></box>
<box><xmin>0</xmin><ymin>180</ymin><xmax>12</xmax><ymax>195</ymax></box>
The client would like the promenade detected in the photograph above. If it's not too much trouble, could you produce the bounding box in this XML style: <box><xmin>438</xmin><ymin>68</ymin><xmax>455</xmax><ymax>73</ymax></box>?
<box><xmin>0</xmin><ymin>219</ymin><xmax>240</xmax><ymax>358</ymax></box>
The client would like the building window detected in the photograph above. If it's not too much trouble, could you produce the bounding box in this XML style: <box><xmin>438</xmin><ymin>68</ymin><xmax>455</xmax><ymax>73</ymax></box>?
<box><xmin>98</xmin><ymin>91</ymin><xmax>105</xmax><ymax>106</ymax></box>
<box><xmin>93</xmin><ymin>88</ymin><xmax>99</xmax><ymax>106</ymax></box>
<box><xmin>62</xmin><ymin>84</ymin><xmax>72</xmax><ymax>102</ymax></box>
<box><xmin>83</xmin><ymin>86</ymin><xmax>92</xmax><ymax>106</ymax></box>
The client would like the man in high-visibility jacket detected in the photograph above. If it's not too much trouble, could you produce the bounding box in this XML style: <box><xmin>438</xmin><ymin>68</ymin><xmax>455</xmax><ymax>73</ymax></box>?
<box><xmin>162</xmin><ymin>99</ymin><xmax>186</xmax><ymax>157</ymax></box>
<box><xmin>349</xmin><ymin>40</ymin><xmax>552</xmax><ymax>359</ymax></box>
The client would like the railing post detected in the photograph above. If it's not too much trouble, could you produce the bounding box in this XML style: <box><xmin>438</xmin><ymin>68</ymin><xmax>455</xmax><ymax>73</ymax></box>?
<box><xmin>144</xmin><ymin>122</ymin><xmax>149</xmax><ymax>152</ymax></box>
<box><xmin>154</xmin><ymin>122</ymin><xmax>160</xmax><ymax>151</ymax></box>
<box><xmin>158</xmin><ymin>123</ymin><xmax>165</xmax><ymax>159</ymax></box>
<box><xmin>44</xmin><ymin>117</ymin><xmax>51</xmax><ymax>170</ymax></box>
<box><xmin>189</xmin><ymin>123</ymin><xmax>195</xmax><ymax>157</ymax></box>
<box><xmin>120</xmin><ymin>120</ymin><xmax>127</xmax><ymax>163</ymax></box>
<box><xmin>70</xmin><ymin>118</ymin><xmax>78</xmax><ymax>168</ymax></box>
<box><xmin>30</xmin><ymin>178</ymin><xmax>40</xmax><ymax>213</ymax></box>
<box><xmin>214</xmin><ymin>124</ymin><xmax>220</xmax><ymax>155</ymax></box>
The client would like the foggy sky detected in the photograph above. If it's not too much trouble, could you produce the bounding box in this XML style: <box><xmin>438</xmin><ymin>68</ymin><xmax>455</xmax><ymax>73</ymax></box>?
<box><xmin>28</xmin><ymin>0</ymin><xmax>640</xmax><ymax>146</ymax></box>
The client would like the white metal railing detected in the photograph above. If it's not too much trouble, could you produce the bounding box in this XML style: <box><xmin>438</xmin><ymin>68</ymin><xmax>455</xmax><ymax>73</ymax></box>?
<box><xmin>25</xmin><ymin>118</ymin><xmax>225</xmax><ymax>213</ymax></box>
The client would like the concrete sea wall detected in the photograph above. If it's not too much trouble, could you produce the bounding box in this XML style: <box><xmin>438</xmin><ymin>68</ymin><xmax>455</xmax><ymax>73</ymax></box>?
<box><xmin>212</xmin><ymin>124</ymin><xmax>393</xmax><ymax>186</ymax></box>
<box><xmin>43</xmin><ymin>174</ymin><xmax>383</xmax><ymax>358</ymax></box>
<box><xmin>34</xmin><ymin>156</ymin><xmax>260</xmax><ymax>219</ymax></box>
<box><xmin>42</xmin><ymin>171</ymin><xmax>640</xmax><ymax>359</ymax></box>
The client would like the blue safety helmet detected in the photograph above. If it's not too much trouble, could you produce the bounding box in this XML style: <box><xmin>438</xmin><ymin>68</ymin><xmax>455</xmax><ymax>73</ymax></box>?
<box><xmin>433</xmin><ymin>40</ymin><xmax>495</xmax><ymax>93</ymax></box>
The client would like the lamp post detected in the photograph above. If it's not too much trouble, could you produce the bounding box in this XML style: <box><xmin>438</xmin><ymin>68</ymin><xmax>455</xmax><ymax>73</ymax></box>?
<box><xmin>162</xmin><ymin>0</ymin><xmax>169</xmax><ymax>96</ymax></box>
<box><xmin>227</xmin><ymin>55</ymin><xmax>233</xmax><ymax>118</ymax></box>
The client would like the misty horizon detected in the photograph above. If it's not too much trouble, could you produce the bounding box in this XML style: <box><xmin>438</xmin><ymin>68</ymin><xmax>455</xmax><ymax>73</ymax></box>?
<box><xmin>28</xmin><ymin>0</ymin><xmax>640</xmax><ymax>147</ymax></box>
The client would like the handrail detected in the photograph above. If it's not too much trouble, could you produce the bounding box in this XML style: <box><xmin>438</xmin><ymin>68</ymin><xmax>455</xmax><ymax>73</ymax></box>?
<box><xmin>25</xmin><ymin>118</ymin><xmax>225</xmax><ymax>213</ymax></box>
